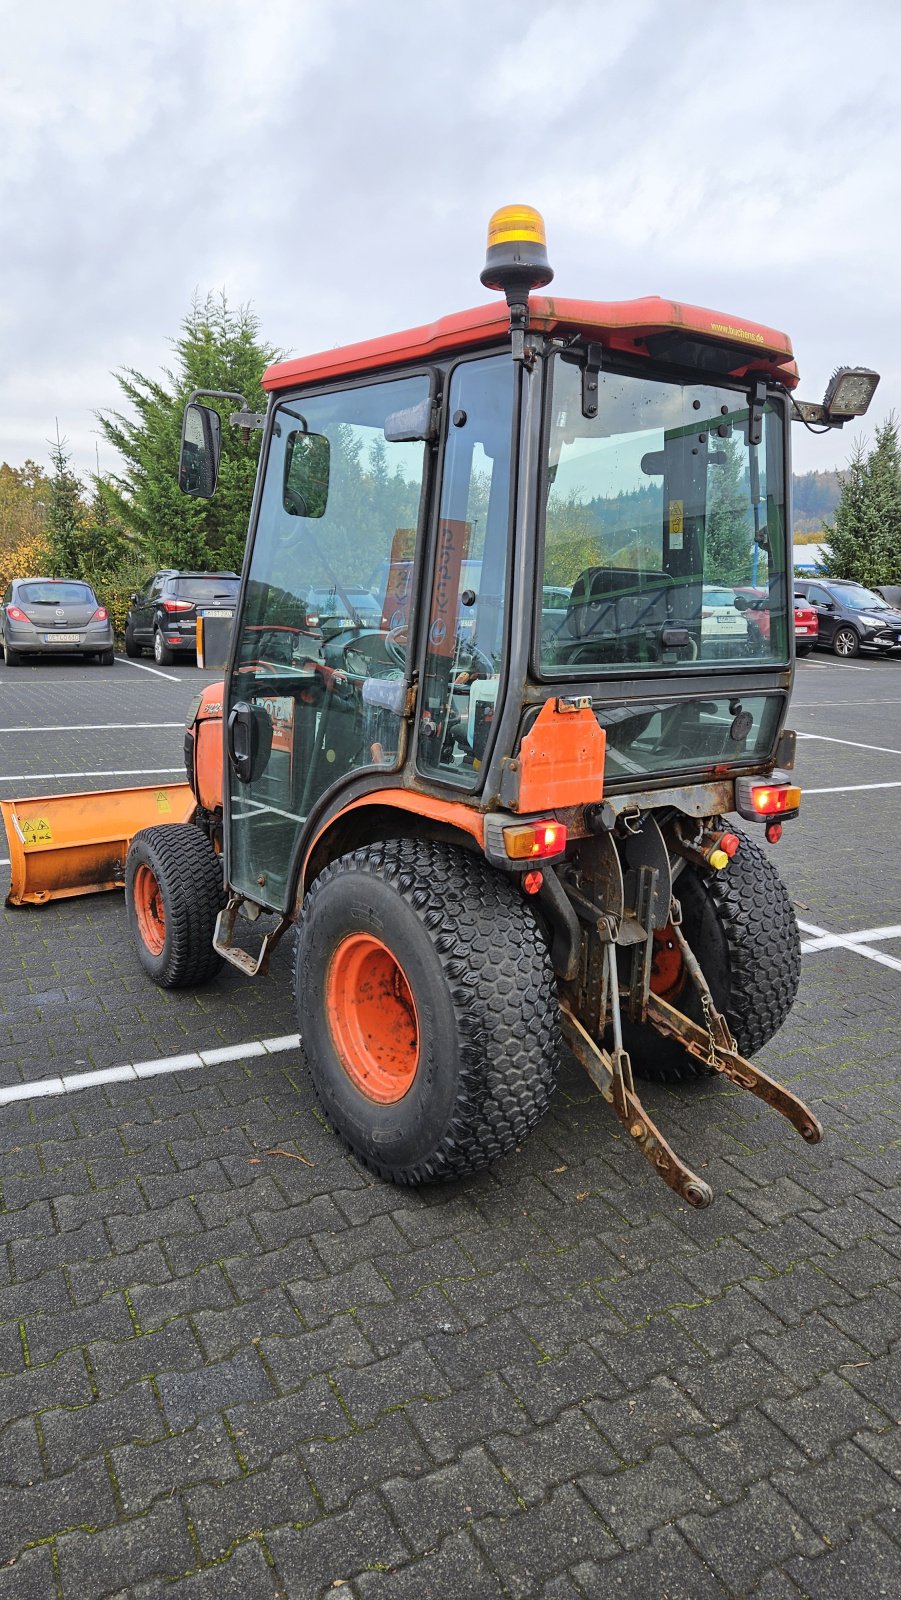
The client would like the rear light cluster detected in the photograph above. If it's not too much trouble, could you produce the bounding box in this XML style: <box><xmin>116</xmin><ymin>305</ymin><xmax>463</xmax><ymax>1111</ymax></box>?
<box><xmin>92</xmin><ymin>607</ymin><xmax>108</xmax><ymax>622</ymax></box>
<box><xmin>163</xmin><ymin>599</ymin><xmax>194</xmax><ymax>613</ymax></box>
<box><xmin>735</xmin><ymin>775</ymin><xmax>801</xmax><ymax>837</ymax></box>
<box><xmin>503</xmin><ymin>820</ymin><xmax>567</xmax><ymax>861</ymax></box>
<box><xmin>6</xmin><ymin>606</ymin><xmax>27</xmax><ymax>622</ymax></box>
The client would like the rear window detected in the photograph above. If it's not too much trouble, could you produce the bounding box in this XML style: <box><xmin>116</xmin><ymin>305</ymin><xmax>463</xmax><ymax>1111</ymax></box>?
<box><xmin>172</xmin><ymin>577</ymin><xmax>239</xmax><ymax>603</ymax></box>
<box><xmin>19</xmin><ymin>581</ymin><xmax>96</xmax><ymax>605</ymax></box>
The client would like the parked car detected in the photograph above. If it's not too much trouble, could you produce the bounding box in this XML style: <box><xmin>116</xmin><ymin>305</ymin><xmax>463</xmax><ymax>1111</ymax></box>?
<box><xmin>701</xmin><ymin>585</ymin><xmax>749</xmax><ymax>656</ymax></box>
<box><xmin>792</xmin><ymin>594</ymin><xmax>818</xmax><ymax>654</ymax></box>
<box><xmin>125</xmin><ymin>571</ymin><xmax>240</xmax><ymax>665</ymax></box>
<box><xmin>877</xmin><ymin>584</ymin><xmax>901</xmax><ymax>609</ymax></box>
<box><xmin>0</xmin><ymin>577</ymin><xmax>115</xmax><ymax>666</ymax></box>
<box><xmin>794</xmin><ymin>578</ymin><xmax>901</xmax><ymax>657</ymax></box>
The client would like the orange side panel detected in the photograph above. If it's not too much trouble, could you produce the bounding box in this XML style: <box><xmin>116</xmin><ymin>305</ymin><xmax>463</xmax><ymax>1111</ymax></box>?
<box><xmin>1</xmin><ymin>784</ymin><xmax>196</xmax><ymax>906</ymax></box>
<box><xmin>193</xmin><ymin>716</ymin><xmax>224</xmax><ymax>812</ymax></box>
<box><xmin>515</xmin><ymin>699</ymin><xmax>606</xmax><ymax>814</ymax></box>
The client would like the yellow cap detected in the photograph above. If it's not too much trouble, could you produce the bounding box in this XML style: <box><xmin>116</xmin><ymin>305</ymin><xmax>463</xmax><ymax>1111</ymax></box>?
<box><xmin>485</xmin><ymin>204</ymin><xmax>547</xmax><ymax>250</ymax></box>
<box><xmin>709</xmin><ymin>849</ymin><xmax>729</xmax><ymax>870</ymax></box>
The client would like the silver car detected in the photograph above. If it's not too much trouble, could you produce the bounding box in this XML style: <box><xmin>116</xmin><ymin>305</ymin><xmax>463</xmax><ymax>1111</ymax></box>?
<box><xmin>0</xmin><ymin>577</ymin><xmax>115</xmax><ymax>666</ymax></box>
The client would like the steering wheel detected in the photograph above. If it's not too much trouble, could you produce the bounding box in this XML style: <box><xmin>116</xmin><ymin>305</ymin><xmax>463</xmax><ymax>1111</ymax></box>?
<box><xmin>384</xmin><ymin>626</ymin><xmax>408</xmax><ymax>669</ymax></box>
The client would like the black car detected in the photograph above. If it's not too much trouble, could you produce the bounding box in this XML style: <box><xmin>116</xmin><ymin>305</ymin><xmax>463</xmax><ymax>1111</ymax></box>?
<box><xmin>125</xmin><ymin>571</ymin><xmax>240</xmax><ymax>665</ymax></box>
<box><xmin>794</xmin><ymin>578</ymin><xmax>901</xmax><ymax>658</ymax></box>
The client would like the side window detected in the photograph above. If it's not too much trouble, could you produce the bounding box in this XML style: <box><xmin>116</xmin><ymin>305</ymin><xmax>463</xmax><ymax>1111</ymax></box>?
<box><xmin>807</xmin><ymin>586</ymin><xmax>830</xmax><ymax>607</ymax></box>
<box><xmin>149</xmin><ymin>576</ymin><xmax>165</xmax><ymax>603</ymax></box>
<box><xmin>225</xmin><ymin>373</ymin><xmax>431</xmax><ymax>911</ymax></box>
<box><xmin>417</xmin><ymin>355</ymin><xmax>515</xmax><ymax>787</ymax></box>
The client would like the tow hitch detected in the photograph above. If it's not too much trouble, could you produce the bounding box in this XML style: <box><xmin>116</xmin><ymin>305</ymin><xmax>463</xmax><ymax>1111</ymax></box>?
<box><xmin>559</xmin><ymin>824</ymin><xmax>822</xmax><ymax>1208</ymax></box>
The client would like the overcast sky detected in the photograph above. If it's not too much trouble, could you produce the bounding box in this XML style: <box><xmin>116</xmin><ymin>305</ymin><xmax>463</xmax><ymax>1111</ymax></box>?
<box><xmin>1</xmin><ymin>0</ymin><xmax>898</xmax><ymax>487</ymax></box>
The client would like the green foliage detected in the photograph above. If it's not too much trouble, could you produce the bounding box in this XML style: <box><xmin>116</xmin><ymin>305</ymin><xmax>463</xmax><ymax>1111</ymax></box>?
<box><xmin>0</xmin><ymin>460</ymin><xmax>50</xmax><ymax>559</ymax></box>
<box><xmin>705</xmin><ymin>438</ymin><xmax>754</xmax><ymax>584</ymax></box>
<box><xmin>45</xmin><ymin>428</ymin><xmax>87</xmax><ymax>575</ymax></box>
<box><xmin>820</xmin><ymin>417</ymin><xmax>901</xmax><ymax>587</ymax></box>
<box><xmin>792</xmin><ymin>468</ymin><xmax>840</xmax><ymax>534</ymax></box>
<box><xmin>97</xmin><ymin>293</ymin><xmax>282</xmax><ymax>573</ymax></box>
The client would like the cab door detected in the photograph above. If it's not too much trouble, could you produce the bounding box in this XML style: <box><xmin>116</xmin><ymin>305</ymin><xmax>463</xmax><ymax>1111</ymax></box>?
<box><xmin>224</xmin><ymin>373</ymin><xmax>433</xmax><ymax>912</ymax></box>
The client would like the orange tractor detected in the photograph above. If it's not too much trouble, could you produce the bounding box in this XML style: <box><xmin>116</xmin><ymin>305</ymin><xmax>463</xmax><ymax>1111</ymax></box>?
<box><xmin>6</xmin><ymin>207</ymin><xmax>879</xmax><ymax>1206</ymax></box>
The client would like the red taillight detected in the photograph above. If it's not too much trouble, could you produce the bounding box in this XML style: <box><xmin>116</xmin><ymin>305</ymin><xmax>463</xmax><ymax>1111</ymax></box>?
<box><xmin>7</xmin><ymin>606</ymin><xmax>27</xmax><ymax>621</ymax></box>
<box><xmin>92</xmin><ymin>607</ymin><xmax>108</xmax><ymax>622</ymax></box>
<box><xmin>750</xmin><ymin>786</ymin><xmax>800</xmax><ymax>815</ymax></box>
<box><xmin>163</xmin><ymin>599</ymin><xmax>193</xmax><ymax>613</ymax></box>
<box><xmin>735</xmin><ymin>775</ymin><xmax>802</xmax><ymax>823</ymax></box>
<box><xmin>503</xmin><ymin>820</ymin><xmax>568</xmax><ymax>860</ymax></box>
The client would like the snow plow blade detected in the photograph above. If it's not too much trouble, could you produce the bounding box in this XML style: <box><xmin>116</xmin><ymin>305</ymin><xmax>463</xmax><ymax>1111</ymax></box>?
<box><xmin>1</xmin><ymin>784</ymin><xmax>196</xmax><ymax>906</ymax></box>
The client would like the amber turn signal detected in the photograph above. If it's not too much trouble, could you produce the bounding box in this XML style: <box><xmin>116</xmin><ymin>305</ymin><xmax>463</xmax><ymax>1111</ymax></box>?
<box><xmin>503</xmin><ymin>820</ymin><xmax>567</xmax><ymax>860</ymax></box>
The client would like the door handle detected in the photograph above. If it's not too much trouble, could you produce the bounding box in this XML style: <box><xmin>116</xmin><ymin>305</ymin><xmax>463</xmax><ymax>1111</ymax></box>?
<box><xmin>227</xmin><ymin>702</ymin><xmax>273</xmax><ymax>783</ymax></box>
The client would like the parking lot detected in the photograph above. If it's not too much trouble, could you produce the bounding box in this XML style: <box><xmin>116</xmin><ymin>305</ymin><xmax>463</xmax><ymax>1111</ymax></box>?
<box><xmin>0</xmin><ymin>648</ymin><xmax>899</xmax><ymax>1600</ymax></box>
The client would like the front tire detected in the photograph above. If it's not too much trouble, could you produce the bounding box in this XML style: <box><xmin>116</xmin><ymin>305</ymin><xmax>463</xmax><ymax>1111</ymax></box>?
<box><xmin>626</xmin><ymin>822</ymin><xmax>801</xmax><ymax>1083</ymax></box>
<box><xmin>295</xmin><ymin>839</ymin><xmax>560</xmax><ymax>1184</ymax></box>
<box><xmin>833</xmin><ymin>626</ymin><xmax>860</xmax><ymax>658</ymax></box>
<box><xmin>153</xmin><ymin>630</ymin><xmax>175</xmax><ymax>666</ymax></box>
<box><xmin>125</xmin><ymin>824</ymin><xmax>225</xmax><ymax>987</ymax></box>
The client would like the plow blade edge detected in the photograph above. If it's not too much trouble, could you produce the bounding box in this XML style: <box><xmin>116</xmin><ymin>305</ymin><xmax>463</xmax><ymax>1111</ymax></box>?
<box><xmin>1</xmin><ymin>784</ymin><xmax>196</xmax><ymax>906</ymax></box>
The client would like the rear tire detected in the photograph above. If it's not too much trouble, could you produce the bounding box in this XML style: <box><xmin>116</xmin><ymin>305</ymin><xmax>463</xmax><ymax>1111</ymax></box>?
<box><xmin>795</xmin><ymin>645</ymin><xmax>812</xmax><ymax>656</ymax></box>
<box><xmin>125</xmin><ymin>824</ymin><xmax>225</xmax><ymax>987</ymax></box>
<box><xmin>295</xmin><ymin>838</ymin><xmax>560</xmax><ymax>1184</ymax></box>
<box><xmin>154</xmin><ymin>630</ymin><xmax>175</xmax><ymax>666</ymax></box>
<box><xmin>4</xmin><ymin>643</ymin><xmax>20</xmax><ymax>665</ymax></box>
<box><xmin>625</xmin><ymin>821</ymin><xmax>801</xmax><ymax>1083</ymax></box>
<box><xmin>98</xmin><ymin>648</ymin><xmax>115</xmax><ymax>666</ymax></box>
<box><xmin>124</xmin><ymin>624</ymin><xmax>141</xmax><ymax>658</ymax></box>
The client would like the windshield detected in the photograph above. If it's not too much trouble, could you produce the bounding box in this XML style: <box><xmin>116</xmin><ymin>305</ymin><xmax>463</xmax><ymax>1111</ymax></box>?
<box><xmin>18</xmin><ymin>582</ymin><xmax>95</xmax><ymax>605</ymax></box>
<box><xmin>836</xmin><ymin>585</ymin><xmax>888</xmax><ymax>611</ymax></box>
<box><xmin>539</xmin><ymin>357</ymin><xmax>788</xmax><ymax>674</ymax></box>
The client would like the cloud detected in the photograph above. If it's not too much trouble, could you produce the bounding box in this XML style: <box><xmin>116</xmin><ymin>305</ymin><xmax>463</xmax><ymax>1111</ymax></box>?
<box><xmin>0</xmin><ymin>0</ymin><xmax>897</xmax><ymax>484</ymax></box>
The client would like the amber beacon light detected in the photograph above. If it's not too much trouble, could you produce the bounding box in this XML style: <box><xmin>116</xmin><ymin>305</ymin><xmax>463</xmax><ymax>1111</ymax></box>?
<box><xmin>480</xmin><ymin>204</ymin><xmax>554</xmax><ymax>361</ymax></box>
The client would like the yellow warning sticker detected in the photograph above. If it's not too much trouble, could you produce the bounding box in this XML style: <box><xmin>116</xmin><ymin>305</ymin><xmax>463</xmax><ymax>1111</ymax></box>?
<box><xmin>669</xmin><ymin>499</ymin><xmax>684</xmax><ymax>536</ymax></box>
<box><xmin>22</xmin><ymin>817</ymin><xmax>53</xmax><ymax>845</ymax></box>
<box><xmin>155</xmin><ymin>790</ymin><xmax>172</xmax><ymax>813</ymax></box>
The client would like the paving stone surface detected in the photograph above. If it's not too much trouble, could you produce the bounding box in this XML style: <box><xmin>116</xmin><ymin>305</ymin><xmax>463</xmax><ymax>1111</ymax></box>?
<box><xmin>0</xmin><ymin>653</ymin><xmax>899</xmax><ymax>1597</ymax></box>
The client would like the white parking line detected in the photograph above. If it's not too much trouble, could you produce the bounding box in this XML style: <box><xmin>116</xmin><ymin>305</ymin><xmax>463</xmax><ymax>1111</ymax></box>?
<box><xmin>797</xmin><ymin>918</ymin><xmax>901</xmax><ymax>972</ymax></box>
<box><xmin>0</xmin><ymin>766</ymin><xmax>184</xmax><ymax>783</ymax></box>
<box><xmin>0</xmin><ymin>1033</ymin><xmax>301</xmax><ymax>1108</ymax></box>
<box><xmin>796</xmin><ymin>732</ymin><xmax>901</xmax><ymax>756</ymax></box>
<box><xmin>114</xmin><ymin>655</ymin><xmax>181</xmax><ymax>682</ymax></box>
<box><xmin>0</xmin><ymin>723</ymin><xmax>184</xmax><ymax>735</ymax></box>
<box><xmin>803</xmin><ymin>781</ymin><xmax>901</xmax><ymax>795</ymax></box>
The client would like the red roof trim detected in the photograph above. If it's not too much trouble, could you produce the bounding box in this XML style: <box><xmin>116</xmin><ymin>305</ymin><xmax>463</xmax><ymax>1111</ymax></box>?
<box><xmin>262</xmin><ymin>295</ymin><xmax>797</xmax><ymax>392</ymax></box>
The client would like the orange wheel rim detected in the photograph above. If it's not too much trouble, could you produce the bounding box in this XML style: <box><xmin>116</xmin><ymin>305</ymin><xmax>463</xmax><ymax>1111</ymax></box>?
<box><xmin>133</xmin><ymin>863</ymin><xmax>166</xmax><ymax>956</ymax></box>
<box><xmin>649</xmin><ymin>925</ymin><xmax>686</xmax><ymax>1001</ymax></box>
<box><xmin>326</xmin><ymin>933</ymin><xmax>420</xmax><ymax>1103</ymax></box>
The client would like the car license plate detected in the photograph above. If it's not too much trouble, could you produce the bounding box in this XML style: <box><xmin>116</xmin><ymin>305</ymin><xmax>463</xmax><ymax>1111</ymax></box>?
<box><xmin>44</xmin><ymin>633</ymin><xmax>80</xmax><ymax>643</ymax></box>
<box><xmin>200</xmin><ymin>610</ymin><xmax>234</xmax><ymax>619</ymax></box>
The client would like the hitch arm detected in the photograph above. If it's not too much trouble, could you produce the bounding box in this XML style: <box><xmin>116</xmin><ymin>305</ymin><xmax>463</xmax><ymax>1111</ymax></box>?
<box><xmin>645</xmin><ymin>992</ymin><xmax>822</xmax><ymax>1145</ymax></box>
<box><xmin>560</xmin><ymin>1002</ymin><xmax>714</xmax><ymax>1208</ymax></box>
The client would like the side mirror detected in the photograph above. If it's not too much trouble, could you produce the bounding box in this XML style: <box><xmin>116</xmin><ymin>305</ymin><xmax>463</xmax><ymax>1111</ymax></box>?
<box><xmin>283</xmin><ymin>429</ymin><xmax>330</xmax><ymax>517</ymax></box>
<box><xmin>733</xmin><ymin>593</ymin><xmax>750</xmax><ymax>612</ymax></box>
<box><xmin>179</xmin><ymin>402</ymin><xmax>222</xmax><ymax>499</ymax></box>
<box><xmin>129</xmin><ymin>592</ymin><xmax>138</xmax><ymax>603</ymax></box>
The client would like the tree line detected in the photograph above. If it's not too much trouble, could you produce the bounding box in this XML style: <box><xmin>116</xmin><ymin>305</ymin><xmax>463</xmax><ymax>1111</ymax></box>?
<box><xmin>0</xmin><ymin>296</ymin><xmax>897</xmax><ymax>628</ymax></box>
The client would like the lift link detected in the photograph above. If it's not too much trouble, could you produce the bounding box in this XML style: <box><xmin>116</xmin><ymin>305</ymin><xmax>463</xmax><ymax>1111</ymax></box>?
<box><xmin>648</xmin><ymin>915</ymin><xmax>823</xmax><ymax>1146</ymax></box>
<box><xmin>559</xmin><ymin>1002</ymin><xmax>714</xmax><ymax>1209</ymax></box>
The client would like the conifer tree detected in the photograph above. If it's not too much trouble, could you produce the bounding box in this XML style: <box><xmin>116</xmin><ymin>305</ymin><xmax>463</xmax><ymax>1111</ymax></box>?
<box><xmin>821</xmin><ymin>417</ymin><xmax>901</xmax><ymax>587</ymax></box>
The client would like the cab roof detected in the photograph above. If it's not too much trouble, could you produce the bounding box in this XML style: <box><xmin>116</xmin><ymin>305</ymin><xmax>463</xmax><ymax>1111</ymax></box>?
<box><xmin>262</xmin><ymin>295</ymin><xmax>799</xmax><ymax>393</ymax></box>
